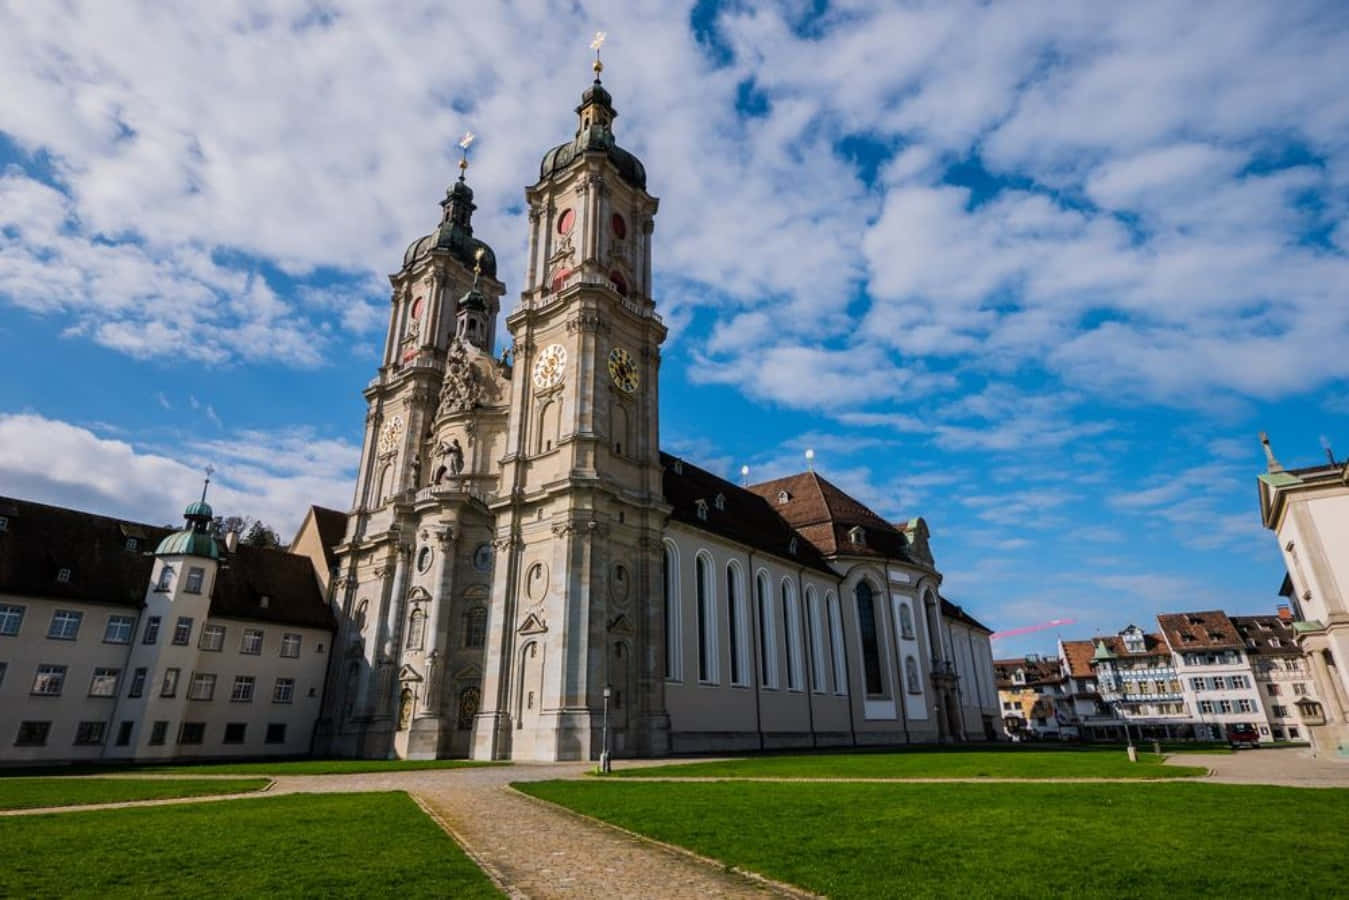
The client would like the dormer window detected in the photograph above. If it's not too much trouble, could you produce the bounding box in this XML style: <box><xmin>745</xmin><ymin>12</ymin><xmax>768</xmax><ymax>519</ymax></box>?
<box><xmin>0</xmin><ymin>516</ymin><xmax>9</xmax><ymax>532</ymax></box>
<box><xmin>1013</xmin><ymin>669</ymin><xmax>1026</xmax><ymax>685</ymax></box>
<box><xmin>1207</xmin><ymin>631</ymin><xmax>1223</xmax><ymax>641</ymax></box>
<box><xmin>125</xmin><ymin>537</ymin><xmax>139</xmax><ymax>551</ymax></box>
<box><xmin>672</xmin><ymin>459</ymin><xmax>683</xmax><ymax>475</ymax></box>
<box><xmin>260</xmin><ymin>595</ymin><xmax>271</xmax><ymax>609</ymax></box>
<box><xmin>56</xmin><ymin>568</ymin><xmax>72</xmax><ymax>583</ymax></box>
<box><xmin>848</xmin><ymin>526</ymin><xmax>866</xmax><ymax>546</ymax></box>
<box><xmin>788</xmin><ymin>536</ymin><xmax>798</xmax><ymax>555</ymax></box>
<box><xmin>694</xmin><ymin>499</ymin><xmax>708</xmax><ymax>521</ymax></box>
<box><xmin>714</xmin><ymin>493</ymin><xmax>726</xmax><ymax>511</ymax></box>
<box><xmin>777</xmin><ymin>490</ymin><xmax>790</xmax><ymax>504</ymax></box>
<box><xmin>1187</xmin><ymin>615</ymin><xmax>1203</xmax><ymax>626</ymax></box>
<box><xmin>1270</xmin><ymin>637</ymin><xmax>1281</xmax><ymax>647</ymax></box>
<box><xmin>1181</xmin><ymin>633</ymin><xmax>1195</xmax><ymax>643</ymax></box>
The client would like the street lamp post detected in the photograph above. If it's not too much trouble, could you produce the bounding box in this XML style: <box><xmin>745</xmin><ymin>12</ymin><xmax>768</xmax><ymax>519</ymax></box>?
<box><xmin>600</xmin><ymin>686</ymin><xmax>612</xmax><ymax>774</ymax></box>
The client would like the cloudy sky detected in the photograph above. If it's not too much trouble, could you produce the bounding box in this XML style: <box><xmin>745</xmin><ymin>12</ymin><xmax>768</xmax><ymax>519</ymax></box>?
<box><xmin>2</xmin><ymin>1</ymin><xmax>1345</xmax><ymax>658</ymax></box>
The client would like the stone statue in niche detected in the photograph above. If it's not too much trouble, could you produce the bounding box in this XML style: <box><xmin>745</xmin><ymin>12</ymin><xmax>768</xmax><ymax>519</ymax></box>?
<box><xmin>439</xmin><ymin>339</ymin><xmax>484</xmax><ymax>415</ymax></box>
<box><xmin>398</xmin><ymin>686</ymin><xmax>413</xmax><ymax>730</ymax></box>
<box><xmin>436</xmin><ymin>437</ymin><xmax>464</xmax><ymax>478</ymax></box>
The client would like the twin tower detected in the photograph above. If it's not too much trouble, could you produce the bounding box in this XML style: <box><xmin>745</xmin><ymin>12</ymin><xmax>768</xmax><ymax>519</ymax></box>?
<box><xmin>321</xmin><ymin>66</ymin><xmax>670</xmax><ymax>760</ymax></box>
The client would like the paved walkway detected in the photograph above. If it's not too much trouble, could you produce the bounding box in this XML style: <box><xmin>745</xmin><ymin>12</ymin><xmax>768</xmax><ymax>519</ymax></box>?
<box><xmin>1173</xmin><ymin>748</ymin><xmax>1349</xmax><ymax>787</ymax></box>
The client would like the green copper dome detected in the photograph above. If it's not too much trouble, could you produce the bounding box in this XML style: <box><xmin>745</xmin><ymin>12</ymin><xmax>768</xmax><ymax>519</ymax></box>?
<box><xmin>184</xmin><ymin>500</ymin><xmax>213</xmax><ymax>520</ymax></box>
<box><xmin>539</xmin><ymin>77</ymin><xmax>647</xmax><ymax>191</ymax></box>
<box><xmin>155</xmin><ymin>528</ymin><xmax>219</xmax><ymax>560</ymax></box>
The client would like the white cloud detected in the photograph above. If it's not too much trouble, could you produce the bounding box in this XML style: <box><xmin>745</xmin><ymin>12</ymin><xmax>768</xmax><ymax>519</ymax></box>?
<box><xmin>0</xmin><ymin>412</ymin><xmax>355</xmax><ymax>539</ymax></box>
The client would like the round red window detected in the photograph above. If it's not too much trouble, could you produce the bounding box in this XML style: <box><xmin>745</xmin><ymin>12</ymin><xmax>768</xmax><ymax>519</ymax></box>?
<box><xmin>557</xmin><ymin>209</ymin><xmax>575</xmax><ymax>235</ymax></box>
<box><xmin>551</xmin><ymin>268</ymin><xmax>572</xmax><ymax>293</ymax></box>
<box><xmin>609</xmin><ymin>270</ymin><xmax>628</xmax><ymax>296</ymax></box>
<box><xmin>611</xmin><ymin>213</ymin><xmax>627</xmax><ymax>239</ymax></box>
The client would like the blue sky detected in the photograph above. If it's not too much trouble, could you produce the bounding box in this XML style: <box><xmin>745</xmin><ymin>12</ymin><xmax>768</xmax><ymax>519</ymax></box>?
<box><xmin>2</xmin><ymin>1</ymin><xmax>1347</xmax><ymax>660</ymax></box>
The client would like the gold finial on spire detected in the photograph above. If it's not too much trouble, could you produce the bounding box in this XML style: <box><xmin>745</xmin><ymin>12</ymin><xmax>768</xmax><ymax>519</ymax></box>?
<box><xmin>473</xmin><ymin>246</ymin><xmax>485</xmax><ymax>283</ymax></box>
<box><xmin>591</xmin><ymin>30</ymin><xmax>607</xmax><ymax>77</ymax></box>
<box><xmin>457</xmin><ymin>130</ymin><xmax>476</xmax><ymax>179</ymax></box>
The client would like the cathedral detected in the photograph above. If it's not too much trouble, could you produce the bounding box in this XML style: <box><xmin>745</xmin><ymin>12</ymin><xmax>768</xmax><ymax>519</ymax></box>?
<box><xmin>296</xmin><ymin>60</ymin><xmax>999</xmax><ymax>761</ymax></box>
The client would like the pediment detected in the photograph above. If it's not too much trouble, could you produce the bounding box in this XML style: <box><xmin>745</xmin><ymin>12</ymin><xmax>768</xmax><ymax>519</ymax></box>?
<box><xmin>454</xmin><ymin>663</ymin><xmax>483</xmax><ymax>681</ymax></box>
<box><xmin>607</xmin><ymin>613</ymin><xmax>634</xmax><ymax>635</ymax></box>
<box><xmin>398</xmin><ymin>664</ymin><xmax>423</xmax><ymax>683</ymax></box>
<box><xmin>518</xmin><ymin>612</ymin><xmax>548</xmax><ymax>635</ymax></box>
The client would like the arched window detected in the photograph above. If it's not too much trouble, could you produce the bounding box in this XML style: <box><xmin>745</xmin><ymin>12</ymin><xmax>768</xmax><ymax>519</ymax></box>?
<box><xmin>899</xmin><ymin>603</ymin><xmax>915</xmax><ymax>640</ymax></box>
<box><xmin>806</xmin><ymin>587</ymin><xmax>825</xmax><ymax>693</ymax></box>
<box><xmin>612</xmin><ymin>402</ymin><xmax>630</xmax><ymax>457</ymax></box>
<box><xmin>826</xmin><ymin>592</ymin><xmax>847</xmax><ymax>695</ymax></box>
<box><xmin>905</xmin><ymin>656</ymin><xmax>922</xmax><ymax>694</ymax></box>
<box><xmin>695</xmin><ymin>553</ymin><xmax>717</xmax><ymax>683</ymax></box>
<box><xmin>662</xmin><ymin>542</ymin><xmax>682</xmax><ymax>681</ymax></box>
<box><xmin>463</xmin><ymin>607</ymin><xmax>487</xmax><ymax>649</ymax></box>
<box><xmin>782</xmin><ymin>579</ymin><xmax>802</xmax><ymax>691</ymax></box>
<box><xmin>856</xmin><ymin>581</ymin><xmax>884</xmax><ymax>696</ymax></box>
<box><xmin>376</xmin><ymin>462</ymin><xmax>394</xmax><ymax>503</ymax></box>
<box><xmin>537</xmin><ymin>401</ymin><xmax>559</xmax><ymax>454</ymax></box>
<box><xmin>727</xmin><ymin>563</ymin><xmax>748</xmax><ymax>686</ymax></box>
<box><xmin>406</xmin><ymin>608</ymin><xmax>426</xmax><ymax>650</ymax></box>
<box><xmin>756</xmin><ymin>572</ymin><xmax>777</xmax><ymax>688</ymax></box>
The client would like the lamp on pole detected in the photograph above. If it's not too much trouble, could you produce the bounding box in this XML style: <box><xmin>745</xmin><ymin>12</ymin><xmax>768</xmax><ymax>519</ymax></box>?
<box><xmin>600</xmin><ymin>685</ymin><xmax>612</xmax><ymax>774</ymax></box>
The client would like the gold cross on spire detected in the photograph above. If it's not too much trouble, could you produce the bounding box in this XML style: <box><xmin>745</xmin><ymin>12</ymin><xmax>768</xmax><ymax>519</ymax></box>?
<box><xmin>458</xmin><ymin>130</ymin><xmax>475</xmax><ymax>178</ymax></box>
<box><xmin>591</xmin><ymin>30</ymin><xmax>607</xmax><ymax>77</ymax></box>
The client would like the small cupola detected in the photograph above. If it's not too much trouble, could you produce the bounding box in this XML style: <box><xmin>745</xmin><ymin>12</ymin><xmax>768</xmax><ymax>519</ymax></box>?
<box><xmin>154</xmin><ymin>471</ymin><xmax>220</xmax><ymax>560</ymax></box>
<box><xmin>455</xmin><ymin>247</ymin><xmax>492</xmax><ymax>350</ymax></box>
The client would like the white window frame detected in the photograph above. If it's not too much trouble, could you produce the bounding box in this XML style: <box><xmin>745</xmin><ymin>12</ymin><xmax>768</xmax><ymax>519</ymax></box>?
<box><xmin>240</xmin><ymin>629</ymin><xmax>264</xmax><ymax>655</ymax></box>
<box><xmin>47</xmin><ymin>610</ymin><xmax>82</xmax><ymax>640</ymax></box>
<box><xmin>199</xmin><ymin>624</ymin><xmax>226</xmax><ymax>652</ymax></box>
<box><xmin>32</xmin><ymin>664</ymin><xmax>67</xmax><ymax>695</ymax></box>
<box><xmin>103</xmin><ymin>615</ymin><xmax>135</xmax><ymax>644</ymax></box>
<box><xmin>172</xmin><ymin>616</ymin><xmax>193</xmax><ymax>646</ymax></box>
<box><xmin>161</xmin><ymin>667</ymin><xmax>180</xmax><ymax>697</ymax></box>
<box><xmin>280</xmin><ymin>633</ymin><xmax>302</xmax><ymax>658</ymax></box>
<box><xmin>806</xmin><ymin>587</ymin><xmax>826</xmax><ymax>693</ymax></box>
<box><xmin>782</xmin><ymin>578</ymin><xmax>804</xmax><ymax>692</ymax></box>
<box><xmin>188</xmin><ymin>672</ymin><xmax>217</xmax><ymax>701</ymax></box>
<box><xmin>0</xmin><ymin>603</ymin><xmax>23</xmax><ymax>636</ymax></box>
<box><xmin>273</xmin><ymin>677</ymin><xmax>295</xmax><ymax>704</ymax></box>
<box><xmin>231</xmin><ymin>675</ymin><xmax>256</xmax><ymax>702</ymax></box>
<box><xmin>89</xmin><ymin>667</ymin><xmax>120</xmax><ymax>697</ymax></box>
<box><xmin>184</xmin><ymin>566</ymin><xmax>205</xmax><ymax>594</ymax></box>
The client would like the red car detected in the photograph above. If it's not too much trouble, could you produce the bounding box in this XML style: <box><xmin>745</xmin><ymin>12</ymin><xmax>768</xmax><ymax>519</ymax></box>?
<box><xmin>1226</xmin><ymin>723</ymin><xmax>1260</xmax><ymax>749</ymax></box>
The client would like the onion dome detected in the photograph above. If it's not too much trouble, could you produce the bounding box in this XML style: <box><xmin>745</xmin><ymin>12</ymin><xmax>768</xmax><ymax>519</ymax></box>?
<box><xmin>155</xmin><ymin>484</ymin><xmax>219</xmax><ymax>559</ymax></box>
<box><xmin>539</xmin><ymin>74</ymin><xmax>646</xmax><ymax>191</ymax></box>
<box><xmin>402</xmin><ymin>171</ymin><xmax>497</xmax><ymax>276</ymax></box>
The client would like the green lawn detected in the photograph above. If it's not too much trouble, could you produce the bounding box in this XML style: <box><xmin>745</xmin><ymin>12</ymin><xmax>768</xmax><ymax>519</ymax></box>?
<box><xmin>1</xmin><ymin>758</ymin><xmax>502</xmax><ymax>778</ymax></box>
<box><xmin>0</xmin><ymin>777</ymin><xmax>270</xmax><ymax>810</ymax></box>
<box><xmin>520</xmin><ymin>780</ymin><xmax>1349</xmax><ymax>898</ymax></box>
<box><xmin>0</xmin><ymin>792</ymin><xmax>500</xmax><ymax>899</ymax></box>
<box><xmin>612</xmin><ymin>748</ymin><xmax>1207</xmax><ymax>779</ymax></box>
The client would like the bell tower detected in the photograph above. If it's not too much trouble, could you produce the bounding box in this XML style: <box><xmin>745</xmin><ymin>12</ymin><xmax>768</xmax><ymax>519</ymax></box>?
<box><xmin>473</xmin><ymin>40</ymin><xmax>670</xmax><ymax>760</ymax></box>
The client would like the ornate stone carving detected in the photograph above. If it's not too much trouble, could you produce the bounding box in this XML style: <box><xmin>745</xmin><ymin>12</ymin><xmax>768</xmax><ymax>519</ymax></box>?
<box><xmin>438</xmin><ymin>339</ymin><xmax>484</xmax><ymax>415</ymax></box>
<box><xmin>566</xmin><ymin>311</ymin><xmax>606</xmax><ymax>334</ymax></box>
<box><xmin>518</xmin><ymin>612</ymin><xmax>548</xmax><ymax>635</ymax></box>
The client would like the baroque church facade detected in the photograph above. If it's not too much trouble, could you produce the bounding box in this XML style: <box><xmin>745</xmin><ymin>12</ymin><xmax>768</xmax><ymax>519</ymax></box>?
<box><xmin>299</xmin><ymin>67</ymin><xmax>999</xmax><ymax>761</ymax></box>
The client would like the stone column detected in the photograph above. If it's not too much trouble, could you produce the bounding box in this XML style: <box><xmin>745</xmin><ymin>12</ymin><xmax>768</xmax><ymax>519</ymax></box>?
<box><xmin>376</xmin><ymin>543</ymin><xmax>411</xmax><ymax>719</ymax></box>
<box><xmin>423</xmin><ymin>526</ymin><xmax>457</xmax><ymax>713</ymax></box>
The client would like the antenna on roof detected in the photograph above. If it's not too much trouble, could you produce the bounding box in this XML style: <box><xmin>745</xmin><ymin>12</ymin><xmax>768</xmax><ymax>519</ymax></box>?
<box><xmin>1321</xmin><ymin>434</ymin><xmax>1336</xmax><ymax>466</ymax></box>
<box><xmin>201</xmin><ymin>465</ymin><xmax>215</xmax><ymax>503</ymax></box>
<box><xmin>804</xmin><ymin>448</ymin><xmax>815</xmax><ymax>472</ymax></box>
<box><xmin>1259</xmin><ymin>432</ymin><xmax>1283</xmax><ymax>473</ymax></box>
<box><xmin>740</xmin><ymin>464</ymin><xmax>750</xmax><ymax>486</ymax></box>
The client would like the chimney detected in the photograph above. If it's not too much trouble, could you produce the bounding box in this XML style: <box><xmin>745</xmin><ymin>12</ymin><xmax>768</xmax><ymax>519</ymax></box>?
<box><xmin>1276</xmin><ymin>604</ymin><xmax>1292</xmax><ymax>623</ymax></box>
<box><xmin>225</xmin><ymin>530</ymin><xmax>239</xmax><ymax>553</ymax></box>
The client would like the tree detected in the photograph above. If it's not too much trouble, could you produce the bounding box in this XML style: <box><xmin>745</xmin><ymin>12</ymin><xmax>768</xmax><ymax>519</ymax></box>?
<box><xmin>242</xmin><ymin>520</ymin><xmax>282</xmax><ymax>549</ymax></box>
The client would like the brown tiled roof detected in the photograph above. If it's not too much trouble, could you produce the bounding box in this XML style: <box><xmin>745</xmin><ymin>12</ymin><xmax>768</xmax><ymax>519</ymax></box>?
<box><xmin>994</xmin><ymin>656</ymin><xmax>1063</xmax><ymax>688</ymax></box>
<box><xmin>1231</xmin><ymin>615</ymin><xmax>1300</xmax><ymax>656</ymax></box>
<box><xmin>0</xmin><ymin>496</ymin><xmax>169</xmax><ymax>609</ymax></box>
<box><xmin>307</xmin><ymin>505</ymin><xmax>349</xmax><ymax>568</ymax></box>
<box><xmin>661</xmin><ymin>454</ymin><xmax>833</xmax><ymax>575</ymax></box>
<box><xmin>214</xmin><ymin>545</ymin><xmax>335</xmax><ymax>631</ymax></box>
<box><xmin>1096</xmin><ymin>632</ymin><xmax>1171</xmax><ymax>657</ymax></box>
<box><xmin>0</xmin><ymin>496</ymin><xmax>333</xmax><ymax>632</ymax></box>
<box><xmin>1061</xmin><ymin>640</ymin><xmax>1096</xmax><ymax>678</ymax></box>
<box><xmin>746</xmin><ymin>471</ymin><xmax>911</xmax><ymax>561</ymax></box>
<box><xmin>1157</xmin><ymin>610</ymin><xmax>1243</xmax><ymax>651</ymax></box>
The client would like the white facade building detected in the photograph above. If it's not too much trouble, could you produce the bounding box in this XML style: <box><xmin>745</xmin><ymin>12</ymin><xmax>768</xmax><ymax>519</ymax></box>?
<box><xmin>1257</xmin><ymin>435</ymin><xmax>1349</xmax><ymax>756</ymax></box>
<box><xmin>0</xmin><ymin>495</ymin><xmax>334</xmax><ymax>765</ymax></box>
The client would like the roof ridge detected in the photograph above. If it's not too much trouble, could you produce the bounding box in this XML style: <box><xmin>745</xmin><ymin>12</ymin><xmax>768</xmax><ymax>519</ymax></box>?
<box><xmin>0</xmin><ymin>494</ymin><xmax>169</xmax><ymax>532</ymax></box>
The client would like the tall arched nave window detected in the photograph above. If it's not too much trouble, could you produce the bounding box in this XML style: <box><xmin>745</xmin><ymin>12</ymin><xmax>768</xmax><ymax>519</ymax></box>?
<box><xmin>856</xmin><ymin>581</ymin><xmax>884</xmax><ymax>696</ymax></box>
<box><xmin>695</xmin><ymin>553</ymin><xmax>717</xmax><ymax>683</ymax></box>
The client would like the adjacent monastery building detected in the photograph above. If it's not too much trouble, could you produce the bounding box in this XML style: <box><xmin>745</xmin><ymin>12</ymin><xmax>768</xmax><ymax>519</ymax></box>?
<box><xmin>294</xmin><ymin>63</ymin><xmax>999</xmax><ymax>761</ymax></box>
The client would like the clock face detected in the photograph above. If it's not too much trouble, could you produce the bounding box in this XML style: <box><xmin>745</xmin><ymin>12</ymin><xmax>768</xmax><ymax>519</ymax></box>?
<box><xmin>608</xmin><ymin>347</ymin><xmax>639</xmax><ymax>393</ymax></box>
<box><xmin>377</xmin><ymin>415</ymin><xmax>404</xmax><ymax>455</ymax></box>
<box><xmin>532</xmin><ymin>343</ymin><xmax>567</xmax><ymax>390</ymax></box>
